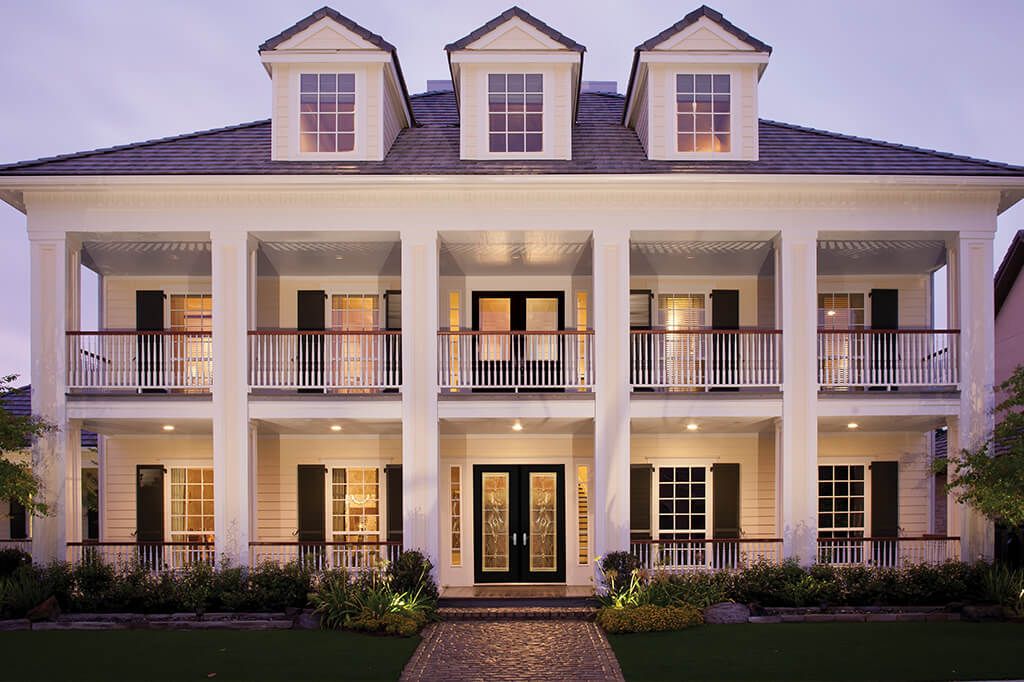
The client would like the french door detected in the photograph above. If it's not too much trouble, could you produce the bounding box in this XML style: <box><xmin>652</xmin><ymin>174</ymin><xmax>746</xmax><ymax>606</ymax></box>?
<box><xmin>471</xmin><ymin>291</ymin><xmax>565</xmax><ymax>391</ymax></box>
<box><xmin>473</xmin><ymin>465</ymin><xmax>565</xmax><ymax>583</ymax></box>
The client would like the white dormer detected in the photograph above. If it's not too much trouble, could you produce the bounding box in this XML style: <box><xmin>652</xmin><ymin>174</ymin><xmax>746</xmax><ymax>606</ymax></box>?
<box><xmin>259</xmin><ymin>7</ymin><xmax>413</xmax><ymax>162</ymax></box>
<box><xmin>445</xmin><ymin>7</ymin><xmax>585</xmax><ymax>161</ymax></box>
<box><xmin>624</xmin><ymin>6</ymin><xmax>771</xmax><ymax>161</ymax></box>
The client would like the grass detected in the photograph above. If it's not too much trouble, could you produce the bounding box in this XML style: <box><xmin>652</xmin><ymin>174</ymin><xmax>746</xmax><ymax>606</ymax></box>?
<box><xmin>0</xmin><ymin>630</ymin><xmax>420</xmax><ymax>681</ymax></box>
<box><xmin>608</xmin><ymin>622</ymin><xmax>1024</xmax><ymax>681</ymax></box>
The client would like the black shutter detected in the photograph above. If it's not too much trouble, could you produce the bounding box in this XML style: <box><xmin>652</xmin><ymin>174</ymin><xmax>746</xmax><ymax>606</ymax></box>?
<box><xmin>630</xmin><ymin>465</ymin><xmax>652</xmax><ymax>540</ymax></box>
<box><xmin>869</xmin><ymin>289</ymin><xmax>899</xmax><ymax>389</ymax></box>
<box><xmin>297</xmin><ymin>465</ymin><xmax>326</xmax><ymax>543</ymax></box>
<box><xmin>383</xmin><ymin>292</ymin><xmax>402</xmax><ymax>391</ymax></box>
<box><xmin>135</xmin><ymin>465</ymin><xmax>164</xmax><ymax>543</ymax></box>
<box><xmin>871</xmin><ymin>461</ymin><xmax>899</xmax><ymax>537</ymax></box>
<box><xmin>711</xmin><ymin>289</ymin><xmax>740</xmax><ymax>390</ymax></box>
<box><xmin>386</xmin><ymin>465</ymin><xmax>403</xmax><ymax>544</ymax></box>
<box><xmin>136</xmin><ymin>291</ymin><xmax>164</xmax><ymax>391</ymax></box>
<box><xmin>297</xmin><ymin>291</ymin><xmax>326</xmax><ymax>391</ymax></box>
<box><xmin>629</xmin><ymin>290</ymin><xmax>652</xmax><ymax>329</ymax></box>
<box><xmin>712</xmin><ymin>463</ymin><xmax>741</xmax><ymax>539</ymax></box>
<box><xmin>384</xmin><ymin>290</ymin><xmax>402</xmax><ymax>331</ymax></box>
<box><xmin>630</xmin><ymin>290</ymin><xmax>653</xmax><ymax>390</ymax></box>
<box><xmin>870</xmin><ymin>290</ymin><xmax>899</xmax><ymax>330</ymax></box>
<box><xmin>9</xmin><ymin>501</ymin><xmax>27</xmax><ymax>540</ymax></box>
<box><xmin>711</xmin><ymin>290</ymin><xmax>740</xmax><ymax>329</ymax></box>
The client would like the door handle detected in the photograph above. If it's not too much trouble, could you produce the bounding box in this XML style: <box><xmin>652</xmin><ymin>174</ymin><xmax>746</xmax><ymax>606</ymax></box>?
<box><xmin>512</xmin><ymin>533</ymin><xmax>517</xmax><ymax>546</ymax></box>
<box><xmin>523</xmin><ymin>532</ymin><xmax>528</xmax><ymax>546</ymax></box>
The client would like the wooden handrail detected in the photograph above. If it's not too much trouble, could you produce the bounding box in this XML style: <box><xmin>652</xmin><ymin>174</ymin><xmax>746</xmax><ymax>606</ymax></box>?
<box><xmin>249</xmin><ymin>540</ymin><xmax>403</xmax><ymax>547</ymax></box>
<box><xmin>67</xmin><ymin>330</ymin><xmax>212</xmax><ymax>337</ymax></box>
<box><xmin>248</xmin><ymin>329</ymin><xmax>401</xmax><ymax>336</ymax></box>
<box><xmin>438</xmin><ymin>329</ymin><xmax>594</xmax><ymax>336</ymax></box>
<box><xmin>817</xmin><ymin>329</ymin><xmax>960</xmax><ymax>335</ymax></box>
<box><xmin>817</xmin><ymin>536</ymin><xmax>960</xmax><ymax>542</ymax></box>
<box><xmin>68</xmin><ymin>541</ymin><xmax>214</xmax><ymax>547</ymax></box>
<box><xmin>631</xmin><ymin>538</ymin><xmax>783</xmax><ymax>545</ymax></box>
<box><xmin>631</xmin><ymin>328</ymin><xmax>781</xmax><ymax>335</ymax></box>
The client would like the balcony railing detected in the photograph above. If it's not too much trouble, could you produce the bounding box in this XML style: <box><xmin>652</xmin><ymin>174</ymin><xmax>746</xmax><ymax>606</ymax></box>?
<box><xmin>818</xmin><ymin>329</ymin><xmax>959</xmax><ymax>390</ymax></box>
<box><xmin>817</xmin><ymin>536</ymin><xmax>961</xmax><ymax>567</ymax></box>
<box><xmin>249</xmin><ymin>330</ymin><xmax>401</xmax><ymax>392</ymax></box>
<box><xmin>0</xmin><ymin>539</ymin><xmax>32</xmax><ymax>553</ymax></box>
<box><xmin>67</xmin><ymin>331</ymin><xmax>213</xmax><ymax>391</ymax></box>
<box><xmin>630</xmin><ymin>329</ymin><xmax>782</xmax><ymax>390</ymax></box>
<box><xmin>67</xmin><ymin>541</ymin><xmax>215</xmax><ymax>572</ymax></box>
<box><xmin>630</xmin><ymin>538</ymin><xmax>784</xmax><ymax>573</ymax></box>
<box><xmin>249</xmin><ymin>541</ymin><xmax>403</xmax><ymax>573</ymax></box>
<box><xmin>438</xmin><ymin>330</ymin><xmax>594</xmax><ymax>391</ymax></box>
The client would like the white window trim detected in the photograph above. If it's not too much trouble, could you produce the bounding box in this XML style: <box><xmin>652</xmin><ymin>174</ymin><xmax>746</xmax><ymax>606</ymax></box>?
<box><xmin>327</xmin><ymin>291</ymin><xmax>383</xmax><ymax>330</ymax></box>
<box><xmin>323</xmin><ymin>462</ymin><xmax>385</xmax><ymax>543</ymax></box>
<box><xmin>652</xmin><ymin>462</ymin><xmax>716</xmax><ymax>542</ymax></box>
<box><xmin>817</xmin><ymin>458</ymin><xmax>874</xmax><ymax>538</ymax></box>
<box><xmin>663</xmin><ymin>67</ymin><xmax>741</xmax><ymax>161</ymax></box>
<box><xmin>163</xmin><ymin>461</ymin><xmax>215</xmax><ymax>544</ymax></box>
<box><xmin>292</xmin><ymin>67</ymin><xmax>368</xmax><ymax>161</ymax></box>
<box><xmin>449</xmin><ymin>464</ymin><xmax>463</xmax><ymax>567</ymax></box>
<box><xmin>816</xmin><ymin>288</ymin><xmax>869</xmax><ymax>330</ymax></box>
<box><xmin>475</xmin><ymin>65</ymin><xmax>556</xmax><ymax>160</ymax></box>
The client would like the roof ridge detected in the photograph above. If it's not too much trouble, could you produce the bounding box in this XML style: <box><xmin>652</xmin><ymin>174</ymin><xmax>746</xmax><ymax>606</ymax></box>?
<box><xmin>410</xmin><ymin>90</ymin><xmax>456</xmax><ymax>99</ymax></box>
<box><xmin>444</xmin><ymin>6</ymin><xmax>585</xmax><ymax>52</ymax></box>
<box><xmin>0</xmin><ymin>120</ymin><xmax>271</xmax><ymax>171</ymax></box>
<box><xmin>258</xmin><ymin>7</ymin><xmax>395</xmax><ymax>53</ymax></box>
<box><xmin>760</xmin><ymin>119</ymin><xmax>1024</xmax><ymax>173</ymax></box>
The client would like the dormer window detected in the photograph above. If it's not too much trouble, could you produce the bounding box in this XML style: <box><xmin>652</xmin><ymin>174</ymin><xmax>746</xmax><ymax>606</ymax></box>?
<box><xmin>676</xmin><ymin>74</ymin><xmax>730</xmax><ymax>153</ymax></box>
<box><xmin>488</xmin><ymin>73</ymin><xmax>544</xmax><ymax>153</ymax></box>
<box><xmin>299</xmin><ymin>73</ymin><xmax>356</xmax><ymax>153</ymax></box>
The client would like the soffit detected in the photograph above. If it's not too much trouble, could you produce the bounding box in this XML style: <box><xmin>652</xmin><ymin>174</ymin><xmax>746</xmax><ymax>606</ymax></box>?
<box><xmin>257</xmin><ymin>241</ymin><xmax>401</xmax><ymax>277</ymax></box>
<box><xmin>631</xmin><ymin>240</ymin><xmax>773</xmax><ymax>277</ymax></box>
<box><xmin>817</xmin><ymin>239</ymin><xmax>947</xmax><ymax>276</ymax></box>
<box><xmin>439</xmin><ymin>230</ymin><xmax>592</xmax><ymax>276</ymax></box>
<box><xmin>81</xmin><ymin>240</ymin><xmax>211</xmax><ymax>277</ymax></box>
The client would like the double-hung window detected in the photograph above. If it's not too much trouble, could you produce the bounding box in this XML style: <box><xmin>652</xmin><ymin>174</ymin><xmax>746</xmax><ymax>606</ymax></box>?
<box><xmin>300</xmin><ymin>73</ymin><xmax>355</xmax><ymax>153</ymax></box>
<box><xmin>488</xmin><ymin>73</ymin><xmax>543</xmax><ymax>152</ymax></box>
<box><xmin>676</xmin><ymin>74</ymin><xmax>730</xmax><ymax>153</ymax></box>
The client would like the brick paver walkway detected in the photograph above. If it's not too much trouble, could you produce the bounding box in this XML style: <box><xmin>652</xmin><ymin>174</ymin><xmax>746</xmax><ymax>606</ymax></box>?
<box><xmin>400</xmin><ymin>620</ymin><xmax>625</xmax><ymax>681</ymax></box>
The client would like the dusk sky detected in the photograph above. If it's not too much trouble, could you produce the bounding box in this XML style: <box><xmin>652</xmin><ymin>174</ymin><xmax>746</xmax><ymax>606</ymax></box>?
<box><xmin>1</xmin><ymin>0</ymin><xmax>1022</xmax><ymax>381</ymax></box>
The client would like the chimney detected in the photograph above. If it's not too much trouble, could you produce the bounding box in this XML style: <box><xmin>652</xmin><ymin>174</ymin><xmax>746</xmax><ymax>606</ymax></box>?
<box><xmin>581</xmin><ymin>80</ymin><xmax>618</xmax><ymax>94</ymax></box>
<box><xmin>426</xmin><ymin>79</ymin><xmax>454</xmax><ymax>92</ymax></box>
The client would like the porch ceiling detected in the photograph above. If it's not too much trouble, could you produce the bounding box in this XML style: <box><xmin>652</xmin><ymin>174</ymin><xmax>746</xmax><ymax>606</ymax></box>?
<box><xmin>630</xmin><ymin>239</ymin><xmax>774</xmax><ymax>276</ymax></box>
<box><xmin>818</xmin><ymin>415</ymin><xmax>947</xmax><ymax>432</ymax></box>
<box><xmin>254</xmin><ymin>417</ymin><xmax>402</xmax><ymax>435</ymax></box>
<box><xmin>79</xmin><ymin>417</ymin><xmax>211</xmax><ymax>436</ymax></box>
<box><xmin>631</xmin><ymin>416</ymin><xmax>777</xmax><ymax>435</ymax></box>
<box><xmin>817</xmin><ymin>239</ymin><xmax>946</xmax><ymax>276</ymax></box>
<box><xmin>80</xmin><ymin>236</ymin><xmax>211</xmax><ymax>276</ymax></box>
<box><xmin>439</xmin><ymin>417</ymin><xmax>593</xmax><ymax>436</ymax></box>
<box><xmin>256</xmin><ymin>240</ymin><xmax>401</xmax><ymax>276</ymax></box>
<box><xmin>439</xmin><ymin>230</ymin><xmax>592</xmax><ymax>276</ymax></box>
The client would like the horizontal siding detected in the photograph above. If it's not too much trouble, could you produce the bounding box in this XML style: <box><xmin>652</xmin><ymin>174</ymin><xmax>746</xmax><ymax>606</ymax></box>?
<box><xmin>635</xmin><ymin>77</ymin><xmax>650</xmax><ymax>156</ymax></box>
<box><xmin>104</xmin><ymin>277</ymin><xmax>212</xmax><ymax>329</ymax></box>
<box><xmin>382</xmin><ymin>71</ymin><xmax>403</xmax><ymax>157</ymax></box>
<box><xmin>817</xmin><ymin>275</ymin><xmax>930</xmax><ymax>328</ymax></box>
<box><xmin>629</xmin><ymin>276</ymin><xmax>762</xmax><ymax>328</ymax></box>
<box><xmin>256</xmin><ymin>276</ymin><xmax>400</xmax><ymax>329</ymax></box>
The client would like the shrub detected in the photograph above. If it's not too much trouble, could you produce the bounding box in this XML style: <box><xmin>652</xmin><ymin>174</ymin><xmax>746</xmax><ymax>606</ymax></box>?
<box><xmin>390</xmin><ymin>550</ymin><xmax>438</xmax><ymax>603</ymax></box>
<box><xmin>643</xmin><ymin>572</ymin><xmax>731</xmax><ymax>609</ymax></box>
<box><xmin>596</xmin><ymin>604</ymin><xmax>703</xmax><ymax>634</ymax></box>
<box><xmin>0</xmin><ymin>549</ymin><xmax>31</xmax><ymax>578</ymax></box>
<box><xmin>599</xmin><ymin>552</ymin><xmax>640</xmax><ymax>595</ymax></box>
<box><xmin>981</xmin><ymin>564</ymin><xmax>1024</xmax><ymax>611</ymax></box>
<box><xmin>0</xmin><ymin>565</ymin><xmax>50</xmax><ymax>617</ymax></box>
<box><xmin>730</xmin><ymin>559</ymin><xmax>805</xmax><ymax>606</ymax></box>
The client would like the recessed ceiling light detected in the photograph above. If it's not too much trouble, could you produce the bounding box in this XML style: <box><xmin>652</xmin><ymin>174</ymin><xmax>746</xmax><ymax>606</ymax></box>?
<box><xmin>847</xmin><ymin>422</ymin><xmax>859</xmax><ymax>429</ymax></box>
<box><xmin>334</xmin><ymin>255</ymin><xmax>344</xmax><ymax>260</ymax></box>
<box><xmin>330</xmin><ymin>425</ymin><xmax>343</xmax><ymax>432</ymax></box>
<box><xmin>162</xmin><ymin>425</ymin><xmax>175</xmax><ymax>432</ymax></box>
<box><xmin>827</xmin><ymin>310</ymin><xmax>836</xmax><ymax>317</ymax></box>
<box><xmin>512</xmin><ymin>422</ymin><xmax>523</xmax><ymax>432</ymax></box>
<box><xmin>686</xmin><ymin>423</ymin><xmax>698</xmax><ymax>431</ymax></box>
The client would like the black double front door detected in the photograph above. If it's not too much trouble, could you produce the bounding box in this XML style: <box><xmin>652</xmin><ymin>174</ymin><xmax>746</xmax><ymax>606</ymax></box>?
<box><xmin>473</xmin><ymin>465</ymin><xmax>565</xmax><ymax>583</ymax></box>
<box><xmin>472</xmin><ymin>291</ymin><xmax>565</xmax><ymax>391</ymax></box>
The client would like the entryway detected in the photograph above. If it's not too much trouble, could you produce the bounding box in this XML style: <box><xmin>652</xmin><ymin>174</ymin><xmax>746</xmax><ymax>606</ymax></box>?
<box><xmin>473</xmin><ymin>464</ymin><xmax>566</xmax><ymax>583</ymax></box>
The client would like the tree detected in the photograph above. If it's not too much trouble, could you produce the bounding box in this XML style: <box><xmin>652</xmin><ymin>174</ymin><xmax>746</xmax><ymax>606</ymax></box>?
<box><xmin>0</xmin><ymin>375</ymin><xmax>54</xmax><ymax>517</ymax></box>
<box><xmin>944</xmin><ymin>365</ymin><xmax>1024</xmax><ymax>530</ymax></box>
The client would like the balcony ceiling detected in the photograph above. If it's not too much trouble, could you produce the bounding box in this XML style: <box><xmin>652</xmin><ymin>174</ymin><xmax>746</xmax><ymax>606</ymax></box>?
<box><xmin>257</xmin><ymin>241</ymin><xmax>401</xmax><ymax>276</ymax></box>
<box><xmin>439</xmin><ymin>417</ymin><xmax>593</xmax><ymax>436</ymax></box>
<box><xmin>254</xmin><ymin>417</ymin><xmax>402</xmax><ymax>436</ymax></box>
<box><xmin>631</xmin><ymin>240</ymin><xmax>774</xmax><ymax>276</ymax></box>
<box><xmin>80</xmin><ymin>417</ymin><xmax>212</xmax><ymax>436</ymax></box>
<box><xmin>81</xmin><ymin>240</ymin><xmax>211</xmax><ymax>276</ymax></box>
<box><xmin>818</xmin><ymin>415</ymin><xmax>947</xmax><ymax>432</ymax></box>
<box><xmin>439</xmin><ymin>230</ymin><xmax>592</xmax><ymax>276</ymax></box>
<box><xmin>818</xmin><ymin>240</ymin><xmax>946</xmax><ymax>276</ymax></box>
<box><xmin>631</xmin><ymin>416</ymin><xmax>778</xmax><ymax>435</ymax></box>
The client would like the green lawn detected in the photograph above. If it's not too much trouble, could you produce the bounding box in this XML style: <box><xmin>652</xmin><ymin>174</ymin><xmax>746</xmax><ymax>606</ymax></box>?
<box><xmin>0</xmin><ymin>630</ymin><xmax>420</xmax><ymax>681</ymax></box>
<box><xmin>608</xmin><ymin>622</ymin><xmax>1024</xmax><ymax>681</ymax></box>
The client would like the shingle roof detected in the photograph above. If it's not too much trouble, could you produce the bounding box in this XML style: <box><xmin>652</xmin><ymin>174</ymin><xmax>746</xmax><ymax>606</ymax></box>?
<box><xmin>635</xmin><ymin>5</ymin><xmax>772</xmax><ymax>53</ymax></box>
<box><xmin>2</xmin><ymin>92</ymin><xmax>1023</xmax><ymax>177</ymax></box>
<box><xmin>995</xmin><ymin>230</ymin><xmax>1024</xmax><ymax>316</ymax></box>
<box><xmin>1</xmin><ymin>385</ymin><xmax>97</xmax><ymax>449</ymax></box>
<box><xmin>259</xmin><ymin>6</ymin><xmax>396</xmax><ymax>53</ymax></box>
<box><xmin>445</xmin><ymin>6</ymin><xmax>585</xmax><ymax>52</ymax></box>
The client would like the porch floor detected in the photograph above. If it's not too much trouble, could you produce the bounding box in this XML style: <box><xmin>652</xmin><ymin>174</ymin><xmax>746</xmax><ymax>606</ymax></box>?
<box><xmin>441</xmin><ymin>585</ymin><xmax>594</xmax><ymax>599</ymax></box>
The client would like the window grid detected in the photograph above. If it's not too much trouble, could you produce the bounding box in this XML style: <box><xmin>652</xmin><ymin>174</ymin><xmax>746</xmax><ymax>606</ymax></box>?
<box><xmin>170</xmin><ymin>467</ymin><xmax>214</xmax><ymax>544</ymax></box>
<box><xmin>447</xmin><ymin>292</ymin><xmax>462</xmax><ymax>391</ymax></box>
<box><xmin>450</xmin><ymin>466</ymin><xmax>462</xmax><ymax>566</ymax></box>
<box><xmin>331</xmin><ymin>467</ymin><xmax>380</xmax><ymax>543</ymax></box>
<box><xmin>657</xmin><ymin>466</ymin><xmax>707</xmax><ymax>541</ymax></box>
<box><xmin>576</xmin><ymin>292</ymin><xmax>588</xmax><ymax>390</ymax></box>
<box><xmin>818</xmin><ymin>464</ymin><xmax>866</xmax><ymax>539</ymax></box>
<box><xmin>676</xmin><ymin>74</ymin><xmax>730</xmax><ymax>153</ymax></box>
<box><xmin>330</xmin><ymin>295</ymin><xmax>379</xmax><ymax>391</ymax></box>
<box><xmin>818</xmin><ymin>293</ymin><xmax>866</xmax><ymax>388</ymax></box>
<box><xmin>577</xmin><ymin>465</ymin><xmax>589</xmax><ymax>565</ymax></box>
<box><xmin>488</xmin><ymin>73</ymin><xmax>543</xmax><ymax>153</ymax></box>
<box><xmin>300</xmin><ymin>73</ymin><xmax>356</xmax><ymax>153</ymax></box>
<box><xmin>170</xmin><ymin>294</ymin><xmax>212</xmax><ymax>392</ymax></box>
<box><xmin>659</xmin><ymin>294</ymin><xmax>706</xmax><ymax>392</ymax></box>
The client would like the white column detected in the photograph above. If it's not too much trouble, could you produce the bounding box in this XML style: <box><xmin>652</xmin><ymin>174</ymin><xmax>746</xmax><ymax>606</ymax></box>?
<box><xmin>592</xmin><ymin>228</ymin><xmax>631</xmax><ymax>559</ymax></box>
<box><xmin>211</xmin><ymin>231</ymin><xmax>252</xmax><ymax>565</ymax></box>
<box><xmin>954</xmin><ymin>234</ymin><xmax>996</xmax><ymax>562</ymax></box>
<box><xmin>400</xmin><ymin>229</ymin><xmax>440</xmax><ymax>564</ymax></box>
<box><xmin>29</xmin><ymin>237</ymin><xmax>69</xmax><ymax>563</ymax></box>
<box><xmin>778</xmin><ymin>230</ymin><xmax>818</xmax><ymax>564</ymax></box>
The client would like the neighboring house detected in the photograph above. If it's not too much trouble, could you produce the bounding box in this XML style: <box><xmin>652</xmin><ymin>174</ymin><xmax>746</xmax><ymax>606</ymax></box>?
<box><xmin>0</xmin><ymin>386</ymin><xmax>98</xmax><ymax>547</ymax></box>
<box><xmin>1</xmin><ymin>6</ymin><xmax>1023</xmax><ymax>587</ymax></box>
<box><xmin>993</xmin><ymin>230</ymin><xmax>1024</xmax><ymax>565</ymax></box>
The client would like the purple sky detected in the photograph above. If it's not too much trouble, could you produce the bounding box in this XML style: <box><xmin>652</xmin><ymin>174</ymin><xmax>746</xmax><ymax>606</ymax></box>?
<box><xmin>1</xmin><ymin>0</ymin><xmax>1022</xmax><ymax>381</ymax></box>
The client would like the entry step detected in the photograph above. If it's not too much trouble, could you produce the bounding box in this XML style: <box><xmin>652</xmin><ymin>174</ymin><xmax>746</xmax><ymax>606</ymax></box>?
<box><xmin>438</xmin><ymin>604</ymin><xmax>597</xmax><ymax>621</ymax></box>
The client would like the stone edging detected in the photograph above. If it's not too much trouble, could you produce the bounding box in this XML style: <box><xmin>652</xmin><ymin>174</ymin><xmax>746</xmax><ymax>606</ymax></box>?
<box><xmin>0</xmin><ymin>610</ymin><xmax>321</xmax><ymax>631</ymax></box>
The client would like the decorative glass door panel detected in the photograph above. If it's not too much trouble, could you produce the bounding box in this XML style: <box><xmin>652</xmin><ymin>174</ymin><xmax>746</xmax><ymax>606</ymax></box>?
<box><xmin>479</xmin><ymin>298</ymin><xmax>511</xmax><ymax>362</ymax></box>
<box><xmin>473</xmin><ymin>465</ymin><xmax>565</xmax><ymax>583</ymax></box>
<box><xmin>472</xmin><ymin>292</ymin><xmax>565</xmax><ymax>391</ymax></box>
<box><xmin>480</xmin><ymin>472</ymin><xmax>510</xmax><ymax>573</ymax></box>
<box><xmin>528</xmin><ymin>472</ymin><xmax>558</xmax><ymax>572</ymax></box>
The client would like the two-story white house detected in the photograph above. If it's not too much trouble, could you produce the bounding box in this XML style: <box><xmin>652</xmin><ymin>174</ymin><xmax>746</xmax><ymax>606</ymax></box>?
<box><xmin>3</xmin><ymin>6</ymin><xmax>1023</xmax><ymax>591</ymax></box>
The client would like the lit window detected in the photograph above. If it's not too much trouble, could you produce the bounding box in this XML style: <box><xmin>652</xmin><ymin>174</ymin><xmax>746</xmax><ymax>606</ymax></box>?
<box><xmin>658</xmin><ymin>466</ymin><xmax>707</xmax><ymax>541</ymax></box>
<box><xmin>450</xmin><ymin>466</ymin><xmax>462</xmax><ymax>566</ymax></box>
<box><xmin>170</xmin><ymin>294</ymin><xmax>212</xmax><ymax>392</ymax></box>
<box><xmin>818</xmin><ymin>465</ymin><xmax>866</xmax><ymax>539</ymax></box>
<box><xmin>170</xmin><ymin>467</ymin><xmax>214</xmax><ymax>544</ymax></box>
<box><xmin>676</xmin><ymin>74</ymin><xmax>730</xmax><ymax>153</ymax></box>
<box><xmin>300</xmin><ymin>73</ymin><xmax>355</xmax><ymax>153</ymax></box>
<box><xmin>658</xmin><ymin>294</ymin><xmax>706</xmax><ymax>390</ymax></box>
<box><xmin>577</xmin><ymin>465</ymin><xmax>589</xmax><ymax>565</ymax></box>
<box><xmin>331</xmin><ymin>467</ymin><xmax>380</xmax><ymax>542</ymax></box>
<box><xmin>331</xmin><ymin>295</ymin><xmax>379</xmax><ymax>390</ymax></box>
<box><xmin>818</xmin><ymin>293</ymin><xmax>865</xmax><ymax>388</ymax></box>
<box><xmin>488</xmin><ymin>73</ymin><xmax>543</xmax><ymax>153</ymax></box>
